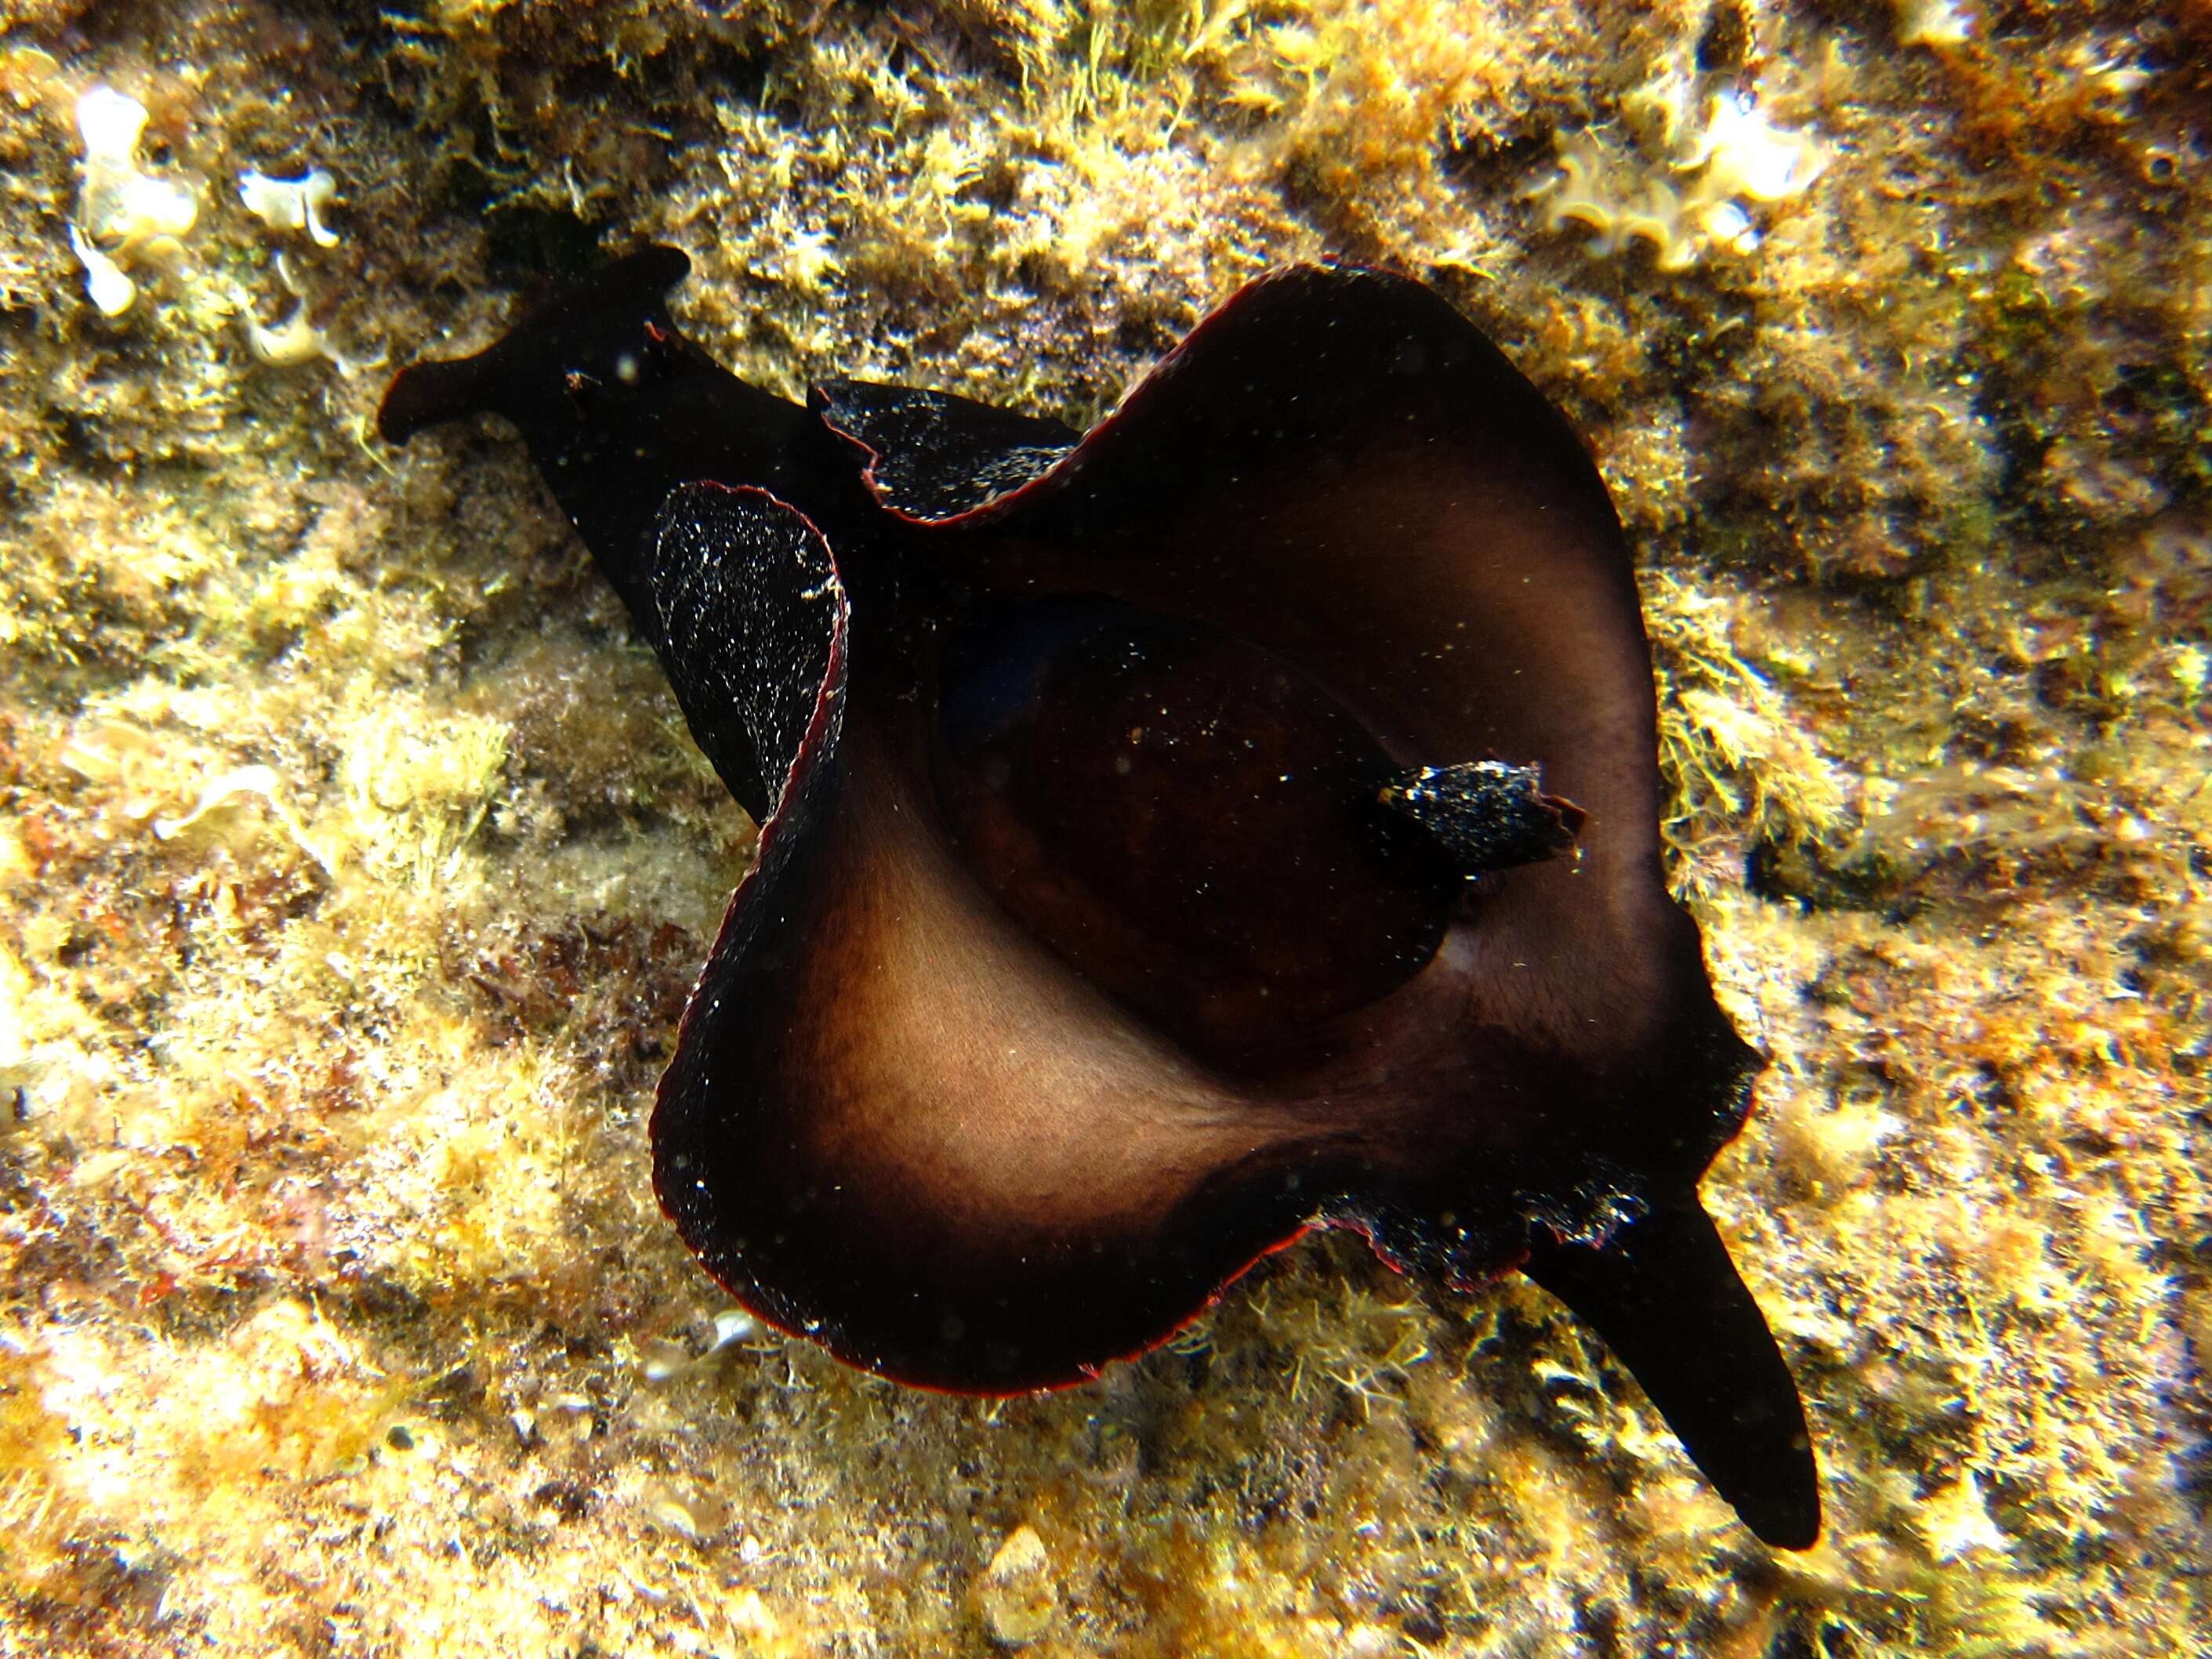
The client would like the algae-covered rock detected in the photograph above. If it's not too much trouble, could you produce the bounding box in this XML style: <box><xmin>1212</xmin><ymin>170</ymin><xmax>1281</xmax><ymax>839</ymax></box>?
<box><xmin>0</xmin><ymin>2</ymin><xmax>2205</xmax><ymax>1655</ymax></box>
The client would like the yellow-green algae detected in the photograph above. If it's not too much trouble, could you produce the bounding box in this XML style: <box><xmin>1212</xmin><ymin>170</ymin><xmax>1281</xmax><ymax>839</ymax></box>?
<box><xmin>0</xmin><ymin>1</ymin><xmax>2207</xmax><ymax>1654</ymax></box>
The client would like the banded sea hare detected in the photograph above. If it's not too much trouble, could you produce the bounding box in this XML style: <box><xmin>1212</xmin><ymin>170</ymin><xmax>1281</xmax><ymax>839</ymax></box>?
<box><xmin>379</xmin><ymin>246</ymin><xmax>1820</xmax><ymax>1549</ymax></box>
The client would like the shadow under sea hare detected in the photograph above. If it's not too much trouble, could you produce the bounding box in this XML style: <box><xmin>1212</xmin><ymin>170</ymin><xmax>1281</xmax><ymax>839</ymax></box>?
<box><xmin>379</xmin><ymin>247</ymin><xmax>1821</xmax><ymax>1550</ymax></box>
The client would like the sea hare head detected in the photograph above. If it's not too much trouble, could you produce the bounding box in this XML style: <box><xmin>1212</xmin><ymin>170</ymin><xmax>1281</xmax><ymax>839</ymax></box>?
<box><xmin>380</xmin><ymin>250</ymin><xmax>1819</xmax><ymax>1549</ymax></box>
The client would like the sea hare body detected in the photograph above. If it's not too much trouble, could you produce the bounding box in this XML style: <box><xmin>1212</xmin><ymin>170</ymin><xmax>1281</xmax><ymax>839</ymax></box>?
<box><xmin>380</xmin><ymin>248</ymin><xmax>1820</xmax><ymax>1549</ymax></box>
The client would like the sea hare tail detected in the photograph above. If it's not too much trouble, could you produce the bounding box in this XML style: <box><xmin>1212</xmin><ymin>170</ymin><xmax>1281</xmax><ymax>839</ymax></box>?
<box><xmin>1521</xmin><ymin>1194</ymin><xmax>1820</xmax><ymax>1549</ymax></box>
